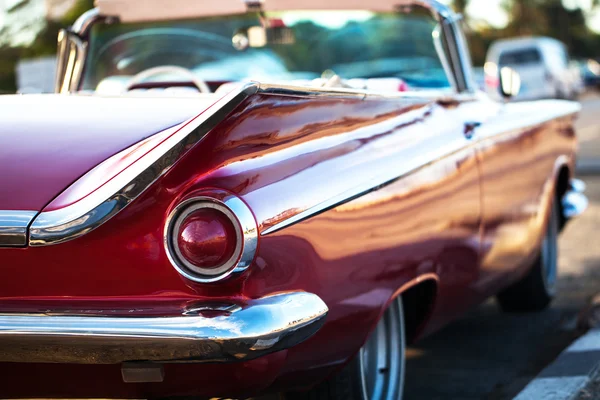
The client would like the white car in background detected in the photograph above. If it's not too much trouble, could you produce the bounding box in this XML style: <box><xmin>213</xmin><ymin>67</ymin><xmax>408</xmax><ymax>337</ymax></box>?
<box><xmin>485</xmin><ymin>37</ymin><xmax>582</xmax><ymax>101</ymax></box>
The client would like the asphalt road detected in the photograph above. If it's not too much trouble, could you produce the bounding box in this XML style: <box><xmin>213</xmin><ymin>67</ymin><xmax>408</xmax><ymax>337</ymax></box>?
<box><xmin>403</xmin><ymin>94</ymin><xmax>600</xmax><ymax>400</ymax></box>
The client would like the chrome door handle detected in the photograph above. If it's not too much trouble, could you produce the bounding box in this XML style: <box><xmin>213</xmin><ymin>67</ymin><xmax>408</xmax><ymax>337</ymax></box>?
<box><xmin>464</xmin><ymin>121</ymin><xmax>481</xmax><ymax>139</ymax></box>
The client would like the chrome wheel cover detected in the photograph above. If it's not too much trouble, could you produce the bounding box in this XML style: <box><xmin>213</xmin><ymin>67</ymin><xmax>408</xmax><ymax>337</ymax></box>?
<box><xmin>541</xmin><ymin>201</ymin><xmax>559</xmax><ymax>296</ymax></box>
<box><xmin>359</xmin><ymin>297</ymin><xmax>405</xmax><ymax>400</ymax></box>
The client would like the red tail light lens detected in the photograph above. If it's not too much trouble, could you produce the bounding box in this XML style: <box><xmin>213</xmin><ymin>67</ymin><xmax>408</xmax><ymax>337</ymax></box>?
<box><xmin>177</xmin><ymin>208</ymin><xmax>238</xmax><ymax>270</ymax></box>
<box><xmin>167</xmin><ymin>200</ymin><xmax>244</xmax><ymax>282</ymax></box>
<box><xmin>165</xmin><ymin>191</ymin><xmax>258</xmax><ymax>283</ymax></box>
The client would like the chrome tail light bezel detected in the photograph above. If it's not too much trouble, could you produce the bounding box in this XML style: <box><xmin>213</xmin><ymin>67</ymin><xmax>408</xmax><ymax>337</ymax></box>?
<box><xmin>164</xmin><ymin>190</ymin><xmax>258</xmax><ymax>283</ymax></box>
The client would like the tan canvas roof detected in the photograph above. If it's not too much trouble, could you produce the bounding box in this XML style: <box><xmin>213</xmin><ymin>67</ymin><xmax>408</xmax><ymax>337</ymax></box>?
<box><xmin>95</xmin><ymin>0</ymin><xmax>247</xmax><ymax>22</ymax></box>
<box><xmin>95</xmin><ymin>0</ymin><xmax>438</xmax><ymax>22</ymax></box>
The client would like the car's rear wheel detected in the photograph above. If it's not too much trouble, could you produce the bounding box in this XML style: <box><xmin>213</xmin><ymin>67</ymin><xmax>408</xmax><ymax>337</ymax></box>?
<box><xmin>284</xmin><ymin>297</ymin><xmax>405</xmax><ymax>400</ymax></box>
<box><xmin>497</xmin><ymin>197</ymin><xmax>559</xmax><ymax>312</ymax></box>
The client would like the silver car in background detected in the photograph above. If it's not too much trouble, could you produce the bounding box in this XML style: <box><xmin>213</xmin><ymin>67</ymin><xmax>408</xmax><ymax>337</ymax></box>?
<box><xmin>485</xmin><ymin>36</ymin><xmax>583</xmax><ymax>101</ymax></box>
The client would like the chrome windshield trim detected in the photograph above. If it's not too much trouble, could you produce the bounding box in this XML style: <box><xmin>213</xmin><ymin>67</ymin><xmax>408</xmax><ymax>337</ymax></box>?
<box><xmin>0</xmin><ymin>211</ymin><xmax>37</xmax><ymax>247</ymax></box>
<box><xmin>260</xmin><ymin>146</ymin><xmax>451</xmax><ymax>236</ymax></box>
<box><xmin>55</xmin><ymin>30</ymin><xmax>85</xmax><ymax>94</ymax></box>
<box><xmin>54</xmin><ymin>29</ymin><xmax>68</xmax><ymax>93</ymax></box>
<box><xmin>56</xmin><ymin>8</ymin><xmax>104</xmax><ymax>93</ymax></box>
<box><xmin>62</xmin><ymin>1</ymin><xmax>471</xmax><ymax>94</ymax></box>
<box><xmin>72</xmin><ymin>8</ymin><xmax>103</xmax><ymax>37</ymax></box>
<box><xmin>29</xmin><ymin>83</ymin><xmax>259</xmax><ymax>247</ymax></box>
<box><xmin>0</xmin><ymin>291</ymin><xmax>328</xmax><ymax>364</ymax></box>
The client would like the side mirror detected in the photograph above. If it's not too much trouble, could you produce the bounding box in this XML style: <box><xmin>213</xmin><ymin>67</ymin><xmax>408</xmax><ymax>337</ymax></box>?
<box><xmin>499</xmin><ymin>67</ymin><xmax>521</xmax><ymax>100</ymax></box>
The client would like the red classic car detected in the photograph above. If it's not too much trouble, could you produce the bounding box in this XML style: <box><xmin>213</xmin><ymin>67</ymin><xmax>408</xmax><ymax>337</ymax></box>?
<box><xmin>0</xmin><ymin>0</ymin><xmax>588</xmax><ymax>399</ymax></box>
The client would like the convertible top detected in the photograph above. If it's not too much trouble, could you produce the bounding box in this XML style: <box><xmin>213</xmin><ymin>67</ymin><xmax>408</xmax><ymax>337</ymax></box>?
<box><xmin>94</xmin><ymin>0</ymin><xmax>439</xmax><ymax>22</ymax></box>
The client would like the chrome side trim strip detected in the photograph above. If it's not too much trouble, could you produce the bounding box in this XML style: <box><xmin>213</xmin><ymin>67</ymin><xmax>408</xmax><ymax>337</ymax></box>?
<box><xmin>258</xmin><ymin>82</ymin><xmax>366</xmax><ymax>100</ymax></box>
<box><xmin>0</xmin><ymin>211</ymin><xmax>37</xmax><ymax>247</ymax></box>
<box><xmin>260</xmin><ymin>163</ymin><xmax>417</xmax><ymax>236</ymax></box>
<box><xmin>261</xmin><ymin>125</ymin><xmax>470</xmax><ymax>236</ymax></box>
<box><xmin>29</xmin><ymin>83</ymin><xmax>259</xmax><ymax>247</ymax></box>
<box><xmin>261</xmin><ymin>100</ymin><xmax>582</xmax><ymax>236</ymax></box>
<box><xmin>256</xmin><ymin>82</ymin><xmax>475</xmax><ymax>102</ymax></box>
<box><xmin>563</xmin><ymin>178</ymin><xmax>588</xmax><ymax>219</ymax></box>
<box><xmin>0</xmin><ymin>292</ymin><xmax>328</xmax><ymax>364</ymax></box>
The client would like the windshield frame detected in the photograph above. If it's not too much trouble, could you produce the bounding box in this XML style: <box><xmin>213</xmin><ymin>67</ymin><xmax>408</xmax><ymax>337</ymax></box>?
<box><xmin>55</xmin><ymin>1</ymin><xmax>475</xmax><ymax>95</ymax></box>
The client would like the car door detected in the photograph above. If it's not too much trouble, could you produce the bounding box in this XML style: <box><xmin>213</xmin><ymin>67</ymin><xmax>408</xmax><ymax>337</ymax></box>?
<box><xmin>388</xmin><ymin>97</ymin><xmax>492</xmax><ymax>331</ymax></box>
<box><xmin>417</xmin><ymin>98</ymin><xmax>498</xmax><ymax>324</ymax></box>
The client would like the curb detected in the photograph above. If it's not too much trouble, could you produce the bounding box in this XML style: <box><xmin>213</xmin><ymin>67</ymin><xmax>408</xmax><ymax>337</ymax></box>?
<box><xmin>514</xmin><ymin>329</ymin><xmax>600</xmax><ymax>400</ymax></box>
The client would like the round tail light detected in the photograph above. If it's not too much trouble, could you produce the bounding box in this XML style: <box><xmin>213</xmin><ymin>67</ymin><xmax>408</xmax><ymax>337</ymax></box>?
<box><xmin>165</xmin><ymin>193</ymin><xmax>258</xmax><ymax>283</ymax></box>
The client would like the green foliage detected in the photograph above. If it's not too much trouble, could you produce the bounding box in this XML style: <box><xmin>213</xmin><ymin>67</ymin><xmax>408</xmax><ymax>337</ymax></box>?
<box><xmin>0</xmin><ymin>0</ymin><xmax>93</xmax><ymax>93</ymax></box>
<box><xmin>453</xmin><ymin>0</ymin><xmax>469</xmax><ymax>14</ymax></box>
<box><xmin>456</xmin><ymin>0</ymin><xmax>600</xmax><ymax>65</ymax></box>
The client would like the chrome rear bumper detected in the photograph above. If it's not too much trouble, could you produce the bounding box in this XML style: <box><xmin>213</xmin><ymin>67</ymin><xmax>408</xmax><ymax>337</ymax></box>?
<box><xmin>562</xmin><ymin>178</ymin><xmax>588</xmax><ymax>219</ymax></box>
<box><xmin>0</xmin><ymin>292</ymin><xmax>328</xmax><ymax>364</ymax></box>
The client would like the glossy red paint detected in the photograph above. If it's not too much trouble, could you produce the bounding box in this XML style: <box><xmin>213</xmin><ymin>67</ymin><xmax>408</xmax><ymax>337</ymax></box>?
<box><xmin>468</xmin><ymin>104</ymin><xmax>577</xmax><ymax>312</ymax></box>
<box><xmin>0</xmin><ymin>352</ymin><xmax>288</xmax><ymax>398</ymax></box>
<box><xmin>0</xmin><ymin>94</ymin><xmax>212</xmax><ymax>211</ymax></box>
<box><xmin>0</xmin><ymin>91</ymin><xmax>579</xmax><ymax>398</ymax></box>
<box><xmin>177</xmin><ymin>208</ymin><xmax>238</xmax><ymax>269</ymax></box>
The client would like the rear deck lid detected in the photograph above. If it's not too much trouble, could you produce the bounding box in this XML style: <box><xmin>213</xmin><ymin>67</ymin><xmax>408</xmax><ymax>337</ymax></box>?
<box><xmin>0</xmin><ymin>94</ymin><xmax>214</xmax><ymax>211</ymax></box>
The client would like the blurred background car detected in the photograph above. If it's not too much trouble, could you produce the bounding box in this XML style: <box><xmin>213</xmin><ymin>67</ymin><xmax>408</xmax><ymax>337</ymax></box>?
<box><xmin>576</xmin><ymin>58</ymin><xmax>600</xmax><ymax>90</ymax></box>
<box><xmin>485</xmin><ymin>36</ymin><xmax>583</xmax><ymax>101</ymax></box>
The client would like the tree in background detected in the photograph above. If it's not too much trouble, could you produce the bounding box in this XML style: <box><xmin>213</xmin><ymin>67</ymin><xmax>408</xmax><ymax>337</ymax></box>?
<box><xmin>504</xmin><ymin>0</ymin><xmax>600</xmax><ymax>57</ymax></box>
<box><xmin>0</xmin><ymin>0</ymin><xmax>93</xmax><ymax>93</ymax></box>
<box><xmin>456</xmin><ymin>0</ymin><xmax>600</xmax><ymax>65</ymax></box>
<box><xmin>453</xmin><ymin>0</ymin><xmax>469</xmax><ymax>15</ymax></box>
<box><xmin>501</xmin><ymin>0</ymin><xmax>551</xmax><ymax>36</ymax></box>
